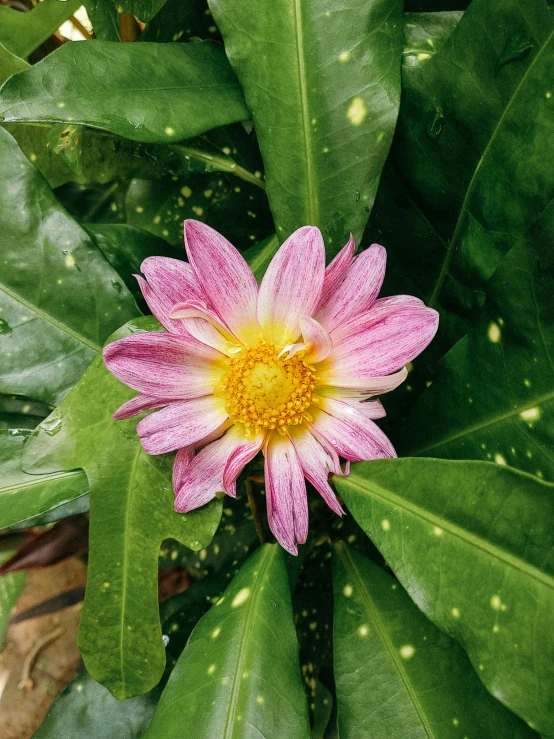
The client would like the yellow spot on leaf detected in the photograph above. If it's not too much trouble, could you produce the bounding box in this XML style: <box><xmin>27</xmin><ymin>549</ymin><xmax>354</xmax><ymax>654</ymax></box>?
<box><xmin>347</xmin><ymin>97</ymin><xmax>367</xmax><ymax>125</ymax></box>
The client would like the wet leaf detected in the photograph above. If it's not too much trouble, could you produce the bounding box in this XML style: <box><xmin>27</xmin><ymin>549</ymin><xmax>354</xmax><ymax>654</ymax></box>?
<box><xmin>336</xmin><ymin>458</ymin><xmax>554</xmax><ymax>735</ymax></box>
<box><xmin>333</xmin><ymin>543</ymin><xmax>538</xmax><ymax>738</ymax></box>
<box><xmin>394</xmin><ymin>233</ymin><xmax>554</xmax><ymax>482</ymax></box>
<box><xmin>145</xmin><ymin>545</ymin><xmax>310</xmax><ymax>739</ymax></box>
<box><xmin>208</xmin><ymin>0</ymin><xmax>403</xmax><ymax>257</ymax></box>
<box><xmin>0</xmin><ymin>40</ymin><xmax>249</xmax><ymax>144</ymax></box>
<box><xmin>0</xmin><ymin>128</ymin><xmax>139</xmax><ymax>406</ymax></box>
<box><xmin>23</xmin><ymin>317</ymin><xmax>222</xmax><ymax>699</ymax></box>
<box><xmin>0</xmin><ymin>429</ymin><xmax>87</xmax><ymax>531</ymax></box>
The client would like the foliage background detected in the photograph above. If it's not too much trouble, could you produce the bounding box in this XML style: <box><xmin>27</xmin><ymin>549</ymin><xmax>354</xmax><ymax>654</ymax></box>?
<box><xmin>0</xmin><ymin>0</ymin><xmax>553</xmax><ymax>736</ymax></box>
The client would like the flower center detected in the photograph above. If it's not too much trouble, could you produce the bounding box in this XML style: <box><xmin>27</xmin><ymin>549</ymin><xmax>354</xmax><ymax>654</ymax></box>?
<box><xmin>218</xmin><ymin>340</ymin><xmax>316</xmax><ymax>435</ymax></box>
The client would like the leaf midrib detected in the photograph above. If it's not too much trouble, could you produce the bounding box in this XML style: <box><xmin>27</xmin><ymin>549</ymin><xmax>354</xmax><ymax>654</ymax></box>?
<box><xmin>118</xmin><ymin>443</ymin><xmax>142</xmax><ymax>697</ymax></box>
<box><xmin>409</xmin><ymin>390</ymin><xmax>554</xmax><ymax>456</ymax></box>
<box><xmin>293</xmin><ymin>0</ymin><xmax>317</xmax><ymax>227</ymax></box>
<box><xmin>1</xmin><ymin>281</ymin><xmax>100</xmax><ymax>352</ymax></box>
<box><xmin>337</xmin><ymin>544</ymin><xmax>436</xmax><ymax>739</ymax></box>
<box><xmin>428</xmin><ymin>25</ymin><xmax>554</xmax><ymax>308</ymax></box>
<box><xmin>222</xmin><ymin>545</ymin><xmax>276</xmax><ymax>739</ymax></box>
<box><xmin>0</xmin><ymin>468</ymin><xmax>84</xmax><ymax>496</ymax></box>
<box><xmin>340</xmin><ymin>476</ymin><xmax>554</xmax><ymax>591</ymax></box>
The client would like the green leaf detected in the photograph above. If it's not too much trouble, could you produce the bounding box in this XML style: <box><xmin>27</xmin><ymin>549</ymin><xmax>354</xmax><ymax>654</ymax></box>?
<box><xmin>0</xmin><ymin>127</ymin><xmax>139</xmax><ymax>406</ymax></box>
<box><xmin>145</xmin><ymin>544</ymin><xmax>310</xmax><ymax>739</ymax></box>
<box><xmin>390</xmin><ymin>0</ymin><xmax>554</xmax><ymax>338</ymax></box>
<box><xmin>0</xmin><ymin>43</ymin><xmax>28</xmax><ymax>87</ymax></box>
<box><xmin>125</xmin><ymin>173</ymin><xmax>272</xmax><ymax>248</ymax></box>
<box><xmin>0</xmin><ymin>0</ymin><xmax>81</xmax><ymax>58</ymax></box>
<box><xmin>0</xmin><ymin>40</ymin><xmax>250</xmax><ymax>144</ymax></box>
<box><xmin>402</xmin><ymin>11</ymin><xmax>463</xmax><ymax>68</ymax></box>
<box><xmin>23</xmin><ymin>317</ymin><xmax>222</xmax><ymax>699</ymax></box>
<box><xmin>34</xmin><ymin>670</ymin><xmax>160</xmax><ymax>739</ymax></box>
<box><xmin>0</xmin><ymin>550</ymin><xmax>25</xmax><ymax>644</ymax></box>
<box><xmin>83</xmin><ymin>0</ymin><xmax>121</xmax><ymax>41</ymax></box>
<box><xmin>333</xmin><ymin>542</ymin><xmax>538</xmax><ymax>738</ymax></box>
<box><xmin>335</xmin><ymin>458</ymin><xmax>554</xmax><ymax>736</ymax></box>
<box><xmin>394</xmin><ymin>234</ymin><xmax>554</xmax><ymax>482</ymax></box>
<box><xmin>47</xmin><ymin>123</ymin><xmax>86</xmax><ymax>176</ymax></box>
<box><xmin>113</xmin><ymin>0</ymin><xmax>168</xmax><ymax>23</ymax></box>
<box><xmin>208</xmin><ymin>0</ymin><xmax>403</xmax><ymax>257</ymax></box>
<box><xmin>85</xmin><ymin>224</ymin><xmax>175</xmax><ymax>304</ymax></box>
<box><xmin>0</xmin><ymin>429</ymin><xmax>87</xmax><ymax>530</ymax></box>
<box><xmin>140</xmin><ymin>0</ymin><xmax>219</xmax><ymax>43</ymax></box>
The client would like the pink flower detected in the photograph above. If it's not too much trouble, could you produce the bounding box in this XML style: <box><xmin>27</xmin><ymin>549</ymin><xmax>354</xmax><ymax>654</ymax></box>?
<box><xmin>103</xmin><ymin>221</ymin><xmax>438</xmax><ymax>554</ymax></box>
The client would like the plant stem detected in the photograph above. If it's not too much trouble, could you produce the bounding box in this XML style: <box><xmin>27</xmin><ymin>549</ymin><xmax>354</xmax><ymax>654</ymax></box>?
<box><xmin>245</xmin><ymin>476</ymin><xmax>266</xmax><ymax>545</ymax></box>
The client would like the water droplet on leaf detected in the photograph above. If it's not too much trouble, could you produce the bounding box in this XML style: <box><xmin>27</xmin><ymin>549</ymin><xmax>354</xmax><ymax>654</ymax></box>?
<box><xmin>426</xmin><ymin>107</ymin><xmax>444</xmax><ymax>142</ymax></box>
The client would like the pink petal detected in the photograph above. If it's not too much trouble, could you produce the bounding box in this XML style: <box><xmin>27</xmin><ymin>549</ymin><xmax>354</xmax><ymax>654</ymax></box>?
<box><xmin>288</xmin><ymin>426</ymin><xmax>344</xmax><ymax>516</ymax></box>
<box><xmin>103</xmin><ymin>332</ymin><xmax>226</xmax><ymax>399</ymax></box>
<box><xmin>137</xmin><ymin>396</ymin><xmax>229</xmax><ymax>455</ymax></box>
<box><xmin>264</xmin><ymin>433</ymin><xmax>308</xmax><ymax>555</ymax></box>
<box><xmin>257</xmin><ymin>226</ymin><xmax>325</xmax><ymax>345</ymax></box>
<box><xmin>315</xmin><ymin>244</ymin><xmax>386</xmax><ymax>333</ymax></box>
<box><xmin>174</xmin><ymin>426</ymin><xmax>250</xmax><ymax>512</ymax></box>
<box><xmin>222</xmin><ymin>432</ymin><xmax>265</xmax><ymax>497</ymax></box>
<box><xmin>323</xmin><ymin>305</ymin><xmax>439</xmax><ymax>379</ymax></box>
<box><xmin>137</xmin><ymin>257</ymin><xmax>203</xmax><ymax>334</ymax></box>
<box><xmin>329</xmin><ymin>294</ymin><xmax>425</xmax><ymax>345</ymax></box>
<box><xmin>112</xmin><ymin>394</ymin><xmax>172</xmax><ymax>420</ymax></box>
<box><xmin>299</xmin><ymin>316</ymin><xmax>332</xmax><ymax>363</ymax></box>
<box><xmin>316</xmin><ymin>234</ymin><xmax>355</xmax><ymax>313</ymax></box>
<box><xmin>310</xmin><ymin>398</ymin><xmax>396</xmax><ymax>462</ymax></box>
<box><xmin>184</xmin><ymin>220</ymin><xmax>259</xmax><ymax>344</ymax></box>
<box><xmin>316</xmin><ymin>368</ymin><xmax>408</xmax><ymax>395</ymax></box>
<box><xmin>317</xmin><ymin>389</ymin><xmax>386</xmax><ymax>420</ymax></box>
<box><xmin>172</xmin><ymin>446</ymin><xmax>195</xmax><ymax>492</ymax></box>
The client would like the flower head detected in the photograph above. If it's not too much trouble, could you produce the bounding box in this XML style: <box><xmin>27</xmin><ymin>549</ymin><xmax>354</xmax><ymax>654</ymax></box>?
<box><xmin>103</xmin><ymin>221</ymin><xmax>438</xmax><ymax>554</ymax></box>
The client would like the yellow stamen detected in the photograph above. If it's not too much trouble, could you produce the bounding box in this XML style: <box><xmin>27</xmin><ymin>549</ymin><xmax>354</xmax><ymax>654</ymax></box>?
<box><xmin>217</xmin><ymin>340</ymin><xmax>316</xmax><ymax>436</ymax></box>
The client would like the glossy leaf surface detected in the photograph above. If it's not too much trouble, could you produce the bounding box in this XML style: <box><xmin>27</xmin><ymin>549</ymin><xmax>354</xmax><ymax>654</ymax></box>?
<box><xmin>0</xmin><ymin>429</ymin><xmax>87</xmax><ymax>530</ymax></box>
<box><xmin>145</xmin><ymin>544</ymin><xmax>310</xmax><ymax>739</ymax></box>
<box><xmin>333</xmin><ymin>543</ymin><xmax>537</xmax><ymax>738</ymax></box>
<box><xmin>0</xmin><ymin>41</ymin><xmax>249</xmax><ymax>144</ymax></box>
<box><xmin>0</xmin><ymin>0</ymin><xmax>81</xmax><ymax>58</ymax></box>
<box><xmin>336</xmin><ymin>459</ymin><xmax>554</xmax><ymax>735</ymax></box>
<box><xmin>23</xmin><ymin>317</ymin><xmax>222</xmax><ymax>699</ymax></box>
<box><xmin>208</xmin><ymin>0</ymin><xmax>403</xmax><ymax>256</ymax></box>
<box><xmin>394</xmin><ymin>234</ymin><xmax>554</xmax><ymax>482</ymax></box>
<box><xmin>389</xmin><ymin>0</ymin><xmax>554</xmax><ymax>340</ymax></box>
<box><xmin>0</xmin><ymin>128</ymin><xmax>139</xmax><ymax>405</ymax></box>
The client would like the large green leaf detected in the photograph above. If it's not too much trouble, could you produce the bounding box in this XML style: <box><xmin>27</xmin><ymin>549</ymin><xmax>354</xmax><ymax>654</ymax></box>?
<box><xmin>0</xmin><ymin>0</ymin><xmax>81</xmax><ymax>59</ymax></box>
<box><xmin>34</xmin><ymin>670</ymin><xmax>160</xmax><ymax>739</ymax></box>
<box><xmin>0</xmin><ymin>40</ymin><xmax>249</xmax><ymax>144</ymax></box>
<box><xmin>386</xmin><ymin>0</ymin><xmax>554</xmax><ymax>338</ymax></box>
<box><xmin>0</xmin><ymin>43</ymin><xmax>27</xmax><ymax>87</ymax></box>
<box><xmin>0</xmin><ymin>429</ymin><xmax>87</xmax><ymax>530</ymax></box>
<box><xmin>0</xmin><ymin>128</ymin><xmax>139</xmax><ymax>406</ymax></box>
<box><xmin>145</xmin><ymin>544</ymin><xmax>310</xmax><ymax>739</ymax></box>
<box><xmin>394</xmin><ymin>232</ymin><xmax>554</xmax><ymax>482</ymax></box>
<box><xmin>23</xmin><ymin>317</ymin><xmax>222</xmax><ymax>699</ymax></box>
<box><xmin>126</xmin><ymin>173</ymin><xmax>272</xmax><ymax>248</ymax></box>
<box><xmin>208</xmin><ymin>0</ymin><xmax>403</xmax><ymax>257</ymax></box>
<box><xmin>0</xmin><ymin>550</ymin><xmax>25</xmax><ymax>645</ymax></box>
<box><xmin>335</xmin><ymin>459</ymin><xmax>554</xmax><ymax>735</ymax></box>
<box><xmin>333</xmin><ymin>543</ymin><xmax>537</xmax><ymax>738</ymax></box>
<box><xmin>85</xmin><ymin>224</ymin><xmax>175</xmax><ymax>304</ymax></box>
